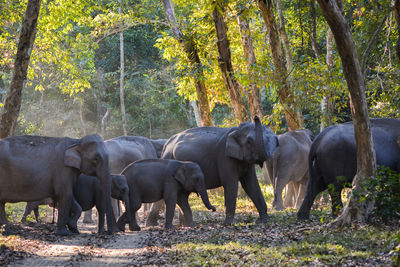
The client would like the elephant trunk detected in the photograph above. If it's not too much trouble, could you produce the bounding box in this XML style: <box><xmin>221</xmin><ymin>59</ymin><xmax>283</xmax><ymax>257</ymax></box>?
<box><xmin>254</xmin><ymin>116</ymin><xmax>267</xmax><ymax>164</ymax></box>
<box><xmin>122</xmin><ymin>194</ymin><xmax>134</xmax><ymax>231</ymax></box>
<box><xmin>98</xmin><ymin>163</ymin><xmax>119</xmax><ymax>234</ymax></box>
<box><xmin>199</xmin><ymin>189</ymin><xmax>216</xmax><ymax>211</ymax></box>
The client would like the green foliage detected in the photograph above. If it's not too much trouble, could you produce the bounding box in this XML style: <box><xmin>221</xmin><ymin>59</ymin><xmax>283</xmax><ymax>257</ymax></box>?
<box><xmin>362</xmin><ymin>166</ymin><xmax>400</xmax><ymax>222</ymax></box>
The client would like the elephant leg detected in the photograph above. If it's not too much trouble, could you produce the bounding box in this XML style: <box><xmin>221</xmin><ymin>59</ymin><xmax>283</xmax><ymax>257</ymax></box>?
<box><xmin>83</xmin><ymin>209</ymin><xmax>94</xmax><ymax>224</ymax></box>
<box><xmin>97</xmin><ymin>208</ymin><xmax>105</xmax><ymax>234</ymax></box>
<box><xmin>239</xmin><ymin>168</ymin><xmax>268</xmax><ymax>223</ymax></box>
<box><xmin>164</xmin><ymin>196</ymin><xmax>177</xmax><ymax>229</ymax></box>
<box><xmin>223</xmin><ymin>179</ymin><xmax>239</xmax><ymax>225</ymax></box>
<box><xmin>21</xmin><ymin>203</ymin><xmax>33</xmax><ymax>223</ymax></box>
<box><xmin>68</xmin><ymin>198</ymin><xmax>82</xmax><ymax>234</ymax></box>
<box><xmin>146</xmin><ymin>200</ymin><xmax>165</xmax><ymax>227</ymax></box>
<box><xmin>176</xmin><ymin>194</ymin><xmax>194</xmax><ymax>227</ymax></box>
<box><xmin>283</xmin><ymin>182</ymin><xmax>296</xmax><ymax>208</ymax></box>
<box><xmin>272</xmin><ymin>179</ymin><xmax>286</xmax><ymax>211</ymax></box>
<box><xmin>56</xmin><ymin>194</ymin><xmax>74</xmax><ymax>236</ymax></box>
<box><xmin>297</xmin><ymin>174</ymin><xmax>326</xmax><ymax>220</ymax></box>
<box><xmin>33</xmin><ymin>207</ymin><xmax>40</xmax><ymax>223</ymax></box>
<box><xmin>295</xmin><ymin>182</ymin><xmax>307</xmax><ymax>209</ymax></box>
<box><xmin>329</xmin><ymin>185</ymin><xmax>343</xmax><ymax>217</ymax></box>
<box><xmin>0</xmin><ymin>202</ymin><xmax>9</xmax><ymax>225</ymax></box>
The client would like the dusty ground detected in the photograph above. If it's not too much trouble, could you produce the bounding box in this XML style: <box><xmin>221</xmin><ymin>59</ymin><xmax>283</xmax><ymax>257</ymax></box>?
<box><xmin>3</xmin><ymin>210</ymin><xmax>155</xmax><ymax>267</ymax></box>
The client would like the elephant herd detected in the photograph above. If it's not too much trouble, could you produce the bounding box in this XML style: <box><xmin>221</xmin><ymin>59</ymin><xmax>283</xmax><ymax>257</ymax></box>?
<box><xmin>0</xmin><ymin>117</ymin><xmax>399</xmax><ymax>236</ymax></box>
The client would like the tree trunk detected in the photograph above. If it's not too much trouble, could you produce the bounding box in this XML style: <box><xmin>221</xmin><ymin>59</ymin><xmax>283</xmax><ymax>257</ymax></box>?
<box><xmin>317</xmin><ymin>0</ymin><xmax>376</xmax><ymax>226</ymax></box>
<box><xmin>320</xmin><ymin>29</ymin><xmax>334</xmax><ymax>132</ymax></box>
<box><xmin>393</xmin><ymin>0</ymin><xmax>400</xmax><ymax>62</ymax></box>
<box><xmin>213</xmin><ymin>5</ymin><xmax>249</xmax><ymax>123</ymax></box>
<box><xmin>161</xmin><ymin>0</ymin><xmax>213</xmax><ymax>126</ymax></box>
<box><xmin>0</xmin><ymin>0</ymin><xmax>41</xmax><ymax>138</ymax></box>
<box><xmin>79</xmin><ymin>100</ymin><xmax>87</xmax><ymax>136</ymax></box>
<box><xmin>237</xmin><ymin>15</ymin><xmax>263</xmax><ymax>119</ymax></box>
<box><xmin>119</xmin><ymin>0</ymin><xmax>127</xmax><ymax>136</ymax></box>
<box><xmin>0</xmin><ymin>74</ymin><xmax>5</xmax><ymax>102</ymax></box>
<box><xmin>190</xmin><ymin>101</ymin><xmax>202</xmax><ymax>127</ymax></box>
<box><xmin>310</xmin><ymin>0</ymin><xmax>320</xmax><ymax>58</ymax></box>
<box><xmin>258</xmin><ymin>0</ymin><xmax>303</xmax><ymax>130</ymax></box>
<box><xmin>276</xmin><ymin>0</ymin><xmax>294</xmax><ymax>69</ymax></box>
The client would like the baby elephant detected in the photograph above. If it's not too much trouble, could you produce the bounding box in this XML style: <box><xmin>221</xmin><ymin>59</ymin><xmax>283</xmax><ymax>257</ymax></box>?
<box><xmin>21</xmin><ymin>198</ymin><xmax>55</xmax><ymax>224</ymax></box>
<box><xmin>117</xmin><ymin>159</ymin><xmax>216</xmax><ymax>231</ymax></box>
<box><xmin>22</xmin><ymin>174</ymin><xmax>131</xmax><ymax>234</ymax></box>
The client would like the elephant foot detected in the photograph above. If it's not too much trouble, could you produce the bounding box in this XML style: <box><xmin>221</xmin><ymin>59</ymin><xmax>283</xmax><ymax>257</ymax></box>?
<box><xmin>56</xmin><ymin>227</ymin><xmax>73</xmax><ymax>236</ymax></box>
<box><xmin>164</xmin><ymin>224</ymin><xmax>175</xmax><ymax>230</ymax></box>
<box><xmin>67</xmin><ymin>225</ymin><xmax>80</xmax><ymax>234</ymax></box>
<box><xmin>1</xmin><ymin>224</ymin><xmax>16</xmax><ymax>236</ymax></box>
<box><xmin>129</xmin><ymin>224</ymin><xmax>141</xmax><ymax>231</ymax></box>
<box><xmin>183</xmin><ymin>221</ymin><xmax>196</xmax><ymax>228</ymax></box>
<box><xmin>223</xmin><ymin>217</ymin><xmax>237</xmax><ymax>226</ymax></box>
<box><xmin>256</xmin><ymin>215</ymin><xmax>269</xmax><ymax>224</ymax></box>
<box><xmin>297</xmin><ymin>211</ymin><xmax>310</xmax><ymax>221</ymax></box>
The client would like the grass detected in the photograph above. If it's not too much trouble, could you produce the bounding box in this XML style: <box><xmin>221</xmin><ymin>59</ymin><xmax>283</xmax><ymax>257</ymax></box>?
<box><xmin>1</xmin><ymin>184</ymin><xmax>399</xmax><ymax>266</ymax></box>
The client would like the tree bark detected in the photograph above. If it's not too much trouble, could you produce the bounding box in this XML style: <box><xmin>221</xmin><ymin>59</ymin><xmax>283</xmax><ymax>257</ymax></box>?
<box><xmin>213</xmin><ymin>4</ymin><xmax>249</xmax><ymax>123</ymax></box>
<box><xmin>317</xmin><ymin>0</ymin><xmax>376</xmax><ymax>226</ymax></box>
<box><xmin>162</xmin><ymin>0</ymin><xmax>213</xmax><ymax>126</ymax></box>
<box><xmin>119</xmin><ymin>0</ymin><xmax>127</xmax><ymax>135</ymax></box>
<box><xmin>258</xmin><ymin>0</ymin><xmax>303</xmax><ymax>130</ymax></box>
<box><xmin>190</xmin><ymin>101</ymin><xmax>202</xmax><ymax>127</ymax></box>
<box><xmin>320</xmin><ymin>29</ymin><xmax>334</xmax><ymax>132</ymax></box>
<box><xmin>276</xmin><ymin>0</ymin><xmax>294</xmax><ymax>69</ymax></box>
<box><xmin>393</xmin><ymin>0</ymin><xmax>400</xmax><ymax>62</ymax></box>
<box><xmin>310</xmin><ymin>0</ymin><xmax>320</xmax><ymax>58</ymax></box>
<box><xmin>237</xmin><ymin>15</ymin><xmax>263</xmax><ymax>119</ymax></box>
<box><xmin>0</xmin><ymin>0</ymin><xmax>41</xmax><ymax>138</ymax></box>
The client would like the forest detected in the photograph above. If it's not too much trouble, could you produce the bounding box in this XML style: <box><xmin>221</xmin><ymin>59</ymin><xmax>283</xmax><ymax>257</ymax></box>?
<box><xmin>0</xmin><ymin>0</ymin><xmax>399</xmax><ymax>266</ymax></box>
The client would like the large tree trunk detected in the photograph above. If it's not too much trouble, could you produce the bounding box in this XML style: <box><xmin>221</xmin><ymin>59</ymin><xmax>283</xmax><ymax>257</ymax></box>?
<box><xmin>119</xmin><ymin>0</ymin><xmax>127</xmax><ymax>135</ymax></box>
<box><xmin>162</xmin><ymin>0</ymin><xmax>213</xmax><ymax>126</ymax></box>
<box><xmin>320</xmin><ymin>29</ymin><xmax>334</xmax><ymax>132</ymax></box>
<box><xmin>213</xmin><ymin>5</ymin><xmax>249</xmax><ymax>123</ymax></box>
<box><xmin>276</xmin><ymin>0</ymin><xmax>293</xmax><ymax>69</ymax></box>
<box><xmin>0</xmin><ymin>0</ymin><xmax>41</xmax><ymax>138</ymax></box>
<box><xmin>258</xmin><ymin>0</ymin><xmax>303</xmax><ymax>130</ymax></box>
<box><xmin>317</xmin><ymin>0</ymin><xmax>376</xmax><ymax>226</ymax></box>
<box><xmin>237</xmin><ymin>15</ymin><xmax>263</xmax><ymax>119</ymax></box>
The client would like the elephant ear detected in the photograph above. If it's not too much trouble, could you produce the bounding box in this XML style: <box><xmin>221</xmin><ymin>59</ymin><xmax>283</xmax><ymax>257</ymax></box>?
<box><xmin>225</xmin><ymin>130</ymin><xmax>243</xmax><ymax>160</ymax></box>
<box><xmin>64</xmin><ymin>143</ymin><xmax>81</xmax><ymax>169</ymax></box>
<box><xmin>173</xmin><ymin>166</ymin><xmax>186</xmax><ymax>186</ymax></box>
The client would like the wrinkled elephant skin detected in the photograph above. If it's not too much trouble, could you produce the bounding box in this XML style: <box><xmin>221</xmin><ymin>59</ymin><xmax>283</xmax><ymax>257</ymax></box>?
<box><xmin>297</xmin><ymin>118</ymin><xmax>400</xmax><ymax>220</ymax></box>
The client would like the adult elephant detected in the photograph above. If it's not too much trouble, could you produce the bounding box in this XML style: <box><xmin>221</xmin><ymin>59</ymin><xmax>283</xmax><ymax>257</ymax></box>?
<box><xmin>83</xmin><ymin>136</ymin><xmax>167</xmax><ymax>222</ymax></box>
<box><xmin>147</xmin><ymin>117</ymin><xmax>278</xmax><ymax>225</ymax></box>
<box><xmin>265</xmin><ymin>129</ymin><xmax>314</xmax><ymax>210</ymax></box>
<box><xmin>0</xmin><ymin>134</ymin><xmax>119</xmax><ymax>235</ymax></box>
<box><xmin>297</xmin><ymin>118</ymin><xmax>400</xmax><ymax>220</ymax></box>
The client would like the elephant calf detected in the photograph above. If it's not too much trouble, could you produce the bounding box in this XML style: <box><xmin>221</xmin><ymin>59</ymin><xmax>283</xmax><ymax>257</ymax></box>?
<box><xmin>117</xmin><ymin>159</ymin><xmax>216</xmax><ymax>231</ymax></box>
<box><xmin>21</xmin><ymin>198</ymin><xmax>55</xmax><ymax>224</ymax></box>
<box><xmin>22</xmin><ymin>174</ymin><xmax>130</xmax><ymax>234</ymax></box>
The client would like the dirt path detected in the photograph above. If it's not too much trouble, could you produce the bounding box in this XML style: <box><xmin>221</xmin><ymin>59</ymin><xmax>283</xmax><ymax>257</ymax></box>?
<box><xmin>10</xmin><ymin>214</ymin><xmax>151</xmax><ymax>266</ymax></box>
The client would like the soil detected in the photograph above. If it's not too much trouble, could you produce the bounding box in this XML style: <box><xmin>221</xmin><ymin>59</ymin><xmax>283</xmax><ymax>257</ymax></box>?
<box><xmin>3</xmin><ymin>210</ymin><xmax>154</xmax><ymax>267</ymax></box>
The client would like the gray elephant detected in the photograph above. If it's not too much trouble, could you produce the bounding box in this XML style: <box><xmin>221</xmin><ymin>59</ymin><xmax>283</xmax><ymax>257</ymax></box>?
<box><xmin>265</xmin><ymin>129</ymin><xmax>314</xmax><ymax>210</ymax></box>
<box><xmin>147</xmin><ymin>116</ymin><xmax>278</xmax><ymax>226</ymax></box>
<box><xmin>117</xmin><ymin>159</ymin><xmax>216</xmax><ymax>230</ymax></box>
<box><xmin>0</xmin><ymin>134</ymin><xmax>119</xmax><ymax>235</ymax></box>
<box><xmin>297</xmin><ymin>118</ymin><xmax>400</xmax><ymax>220</ymax></box>
<box><xmin>83</xmin><ymin>136</ymin><xmax>167</xmax><ymax>222</ymax></box>
<box><xmin>22</xmin><ymin>174</ymin><xmax>130</xmax><ymax>233</ymax></box>
<box><xmin>21</xmin><ymin>198</ymin><xmax>55</xmax><ymax>223</ymax></box>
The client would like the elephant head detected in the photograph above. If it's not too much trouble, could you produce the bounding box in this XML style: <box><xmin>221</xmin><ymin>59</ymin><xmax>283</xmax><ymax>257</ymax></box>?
<box><xmin>63</xmin><ymin>134</ymin><xmax>119</xmax><ymax>233</ymax></box>
<box><xmin>226</xmin><ymin>116</ymin><xmax>278</xmax><ymax>166</ymax></box>
<box><xmin>174</xmin><ymin>162</ymin><xmax>216</xmax><ymax>211</ymax></box>
<box><xmin>111</xmin><ymin>174</ymin><xmax>133</xmax><ymax>231</ymax></box>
